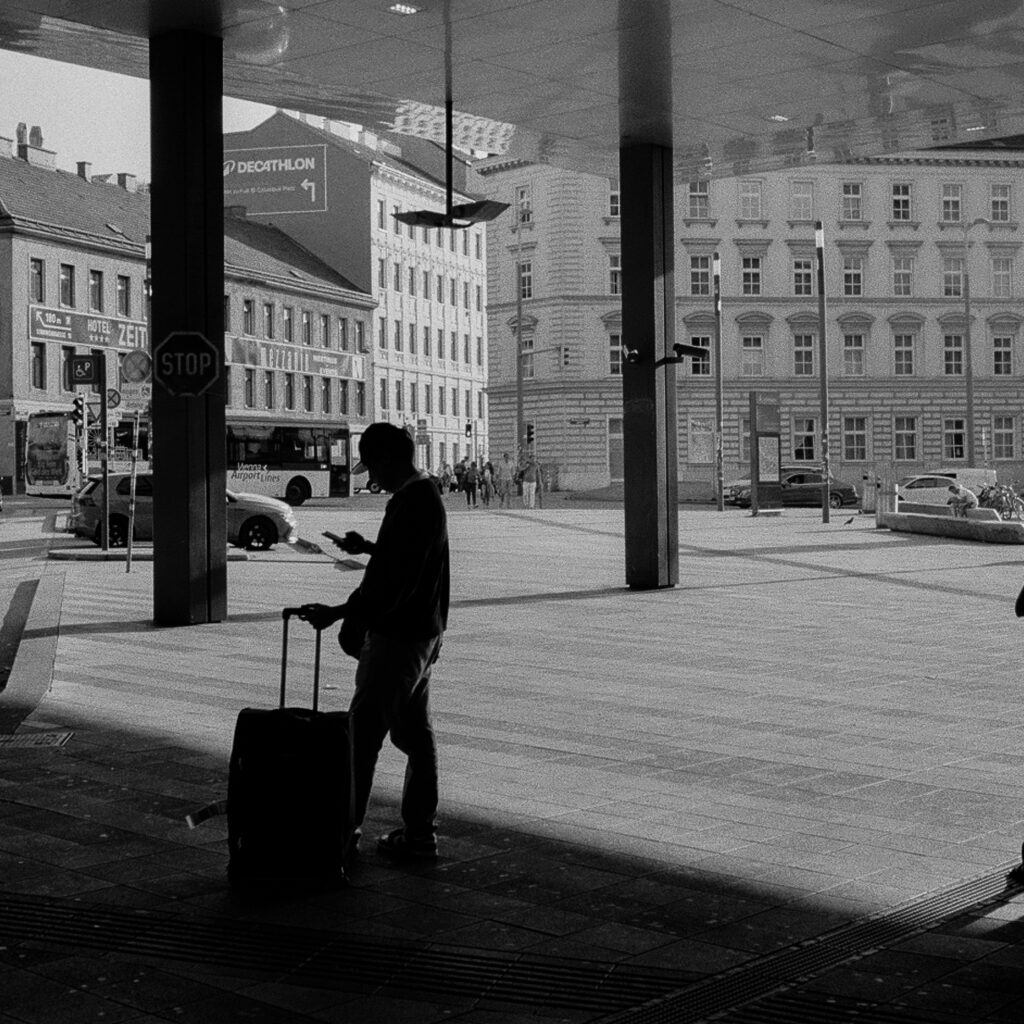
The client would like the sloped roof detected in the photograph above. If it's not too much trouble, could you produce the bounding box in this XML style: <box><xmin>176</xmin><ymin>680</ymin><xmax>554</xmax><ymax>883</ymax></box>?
<box><xmin>0</xmin><ymin>149</ymin><xmax>367</xmax><ymax>296</ymax></box>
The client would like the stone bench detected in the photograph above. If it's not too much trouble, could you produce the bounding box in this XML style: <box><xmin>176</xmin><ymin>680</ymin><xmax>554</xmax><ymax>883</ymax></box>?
<box><xmin>965</xmin><ymin>507</ymin><xmax>1003</xmax><ymax>522</ymax></box>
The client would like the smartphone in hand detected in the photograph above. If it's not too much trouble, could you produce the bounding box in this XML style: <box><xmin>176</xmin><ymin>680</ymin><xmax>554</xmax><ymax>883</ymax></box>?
<box><xmin>322</xmin><ymin>530</ymin><xmax>346</xmax><ymax>547</ymax></box>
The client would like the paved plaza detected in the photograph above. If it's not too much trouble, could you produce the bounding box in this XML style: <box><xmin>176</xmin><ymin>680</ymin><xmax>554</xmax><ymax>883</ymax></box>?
<box><xmin>2</xmin><ymin>497</ymin><xmax>1024</xmax><ymax>1022</ymax></box>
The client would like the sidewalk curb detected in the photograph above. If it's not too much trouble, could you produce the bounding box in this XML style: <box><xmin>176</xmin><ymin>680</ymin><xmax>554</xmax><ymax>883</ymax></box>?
<box><xmin>47</xmin><ymin>548</ymin><xmax>251</xmax><ymax>561</ymax></box>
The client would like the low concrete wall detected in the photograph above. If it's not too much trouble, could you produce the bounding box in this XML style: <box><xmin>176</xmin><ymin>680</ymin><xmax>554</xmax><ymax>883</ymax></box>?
<box><xmin>877</xmin><ymin>510</ymin><xmax>1024</xmax><ymax>543</ymax></box>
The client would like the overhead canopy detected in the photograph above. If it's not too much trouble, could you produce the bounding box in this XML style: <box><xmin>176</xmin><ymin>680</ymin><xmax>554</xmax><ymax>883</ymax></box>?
<box><xmin>0</xmin><ymin>1</ymin><xmax>1023</xmax><ymax>177</ymax></box>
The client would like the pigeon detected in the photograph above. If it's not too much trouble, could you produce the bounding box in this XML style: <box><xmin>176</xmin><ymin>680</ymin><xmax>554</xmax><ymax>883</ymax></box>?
<box><xmin>843</xmin><ymin>516</ymin><xmax>855</xmax><ymax>525</ymax></box>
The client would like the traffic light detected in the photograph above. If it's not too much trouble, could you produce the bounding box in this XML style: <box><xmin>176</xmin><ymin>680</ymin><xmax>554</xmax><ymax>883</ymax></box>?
<box><xmin>71</xmin><ymin>395</ymin><xmax>85</xmax><ymax>431</ymax></box>
<box><xmin>465</xmin><ymin>421</ymin><xmax>472</xmax><ymax>437</ymax></box>
<box><xmin>526</xmin><ymin>423</ymin><xmax>535</xmax><ymax>445</ymax></box>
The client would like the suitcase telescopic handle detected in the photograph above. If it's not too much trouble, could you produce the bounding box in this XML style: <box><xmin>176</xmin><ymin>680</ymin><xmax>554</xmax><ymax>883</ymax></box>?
<box><xmin>280</xmin><ymin>607</ymin><xmax>323</xmax><ymax>711</ymax></box>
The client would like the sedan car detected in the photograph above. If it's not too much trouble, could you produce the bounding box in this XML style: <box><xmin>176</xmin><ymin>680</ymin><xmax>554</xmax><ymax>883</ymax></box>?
<box><xmin>736</xmin><ymin>470</ymin><xmax>858</xmax><ymax>509</ymax></box>
<box><xmin>70</xmin><ymin>473</ymin><xmax>298</xmax><ymax>550</ymax></box>
<box><xmin>724</xmin><ymin>465</ymin><xmax>813</xmax><ymax>505</ymax></box>
<box><xmin>896</xmin><ymin>474</ymin><xmax>962</xmax><ymax>507</ymax></box>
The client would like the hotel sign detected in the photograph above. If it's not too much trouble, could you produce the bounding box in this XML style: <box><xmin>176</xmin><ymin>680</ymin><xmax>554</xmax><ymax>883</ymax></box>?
<box><xmin>223</xmin><ymin>144</ymin><xmax>328</xmax><ymax>216</ymax></box>
<box><xmin>28</xmin><ymin>305</ymin><xmax>148</xmax><ymax>350</ymax></box>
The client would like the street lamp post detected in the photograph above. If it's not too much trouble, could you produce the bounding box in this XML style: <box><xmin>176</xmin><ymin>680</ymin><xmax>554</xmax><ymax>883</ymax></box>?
<box><xmin>513</xmin><ymin>194</ymin><xmax>526</xmax><ymax>463</ymax></box>
<box><xmin>961</xmin><ymin>217</ymin><xmax>989</xmax><ymax>469</ymax></box>
<box><xmin>815</xmin><ymin>221</ymin><xmax>831</xmax><ymax>524</ymax></box>
<box><xmin>713</xmin><ymin>251</ymin><xmax>724</xmax><ymax>511</ymax></box>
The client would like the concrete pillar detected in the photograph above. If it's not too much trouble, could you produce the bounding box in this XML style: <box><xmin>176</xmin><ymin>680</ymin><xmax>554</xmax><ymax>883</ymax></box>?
<box><xmin>620</xmin><ymin>144</ymin><xmax>678</xmax><ymax>589</ymax></box>
<box><xmin>149</xmin><ymin>32</ymin><xmax>227</xmax><ymax>625</ymax></box>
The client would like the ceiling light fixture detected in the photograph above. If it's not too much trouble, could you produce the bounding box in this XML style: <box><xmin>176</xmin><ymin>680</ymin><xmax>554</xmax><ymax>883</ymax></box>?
<box><xmin>388</xmin><ymin>3</ymin><xmax>421</xmax><ymax>14</ymax></box>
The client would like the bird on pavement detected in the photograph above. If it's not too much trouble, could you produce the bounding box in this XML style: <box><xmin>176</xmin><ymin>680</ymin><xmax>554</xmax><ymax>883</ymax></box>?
<box><xmin>843</xmin><ymin>516</ymin><xmax>855</xmax><ymax>525</ymax></box>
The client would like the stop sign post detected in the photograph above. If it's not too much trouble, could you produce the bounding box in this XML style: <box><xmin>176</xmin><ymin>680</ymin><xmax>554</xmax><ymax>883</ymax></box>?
<box><xmin>153</xmin><ymin>331</ymin><xmax>220</xmax><ymax>398</ymax></box>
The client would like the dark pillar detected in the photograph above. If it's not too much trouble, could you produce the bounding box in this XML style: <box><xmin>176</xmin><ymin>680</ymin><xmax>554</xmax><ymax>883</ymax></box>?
<box><xmin>620</xmin><ymin>145</ymin><xmax>678</xmax><ymax>589</ymax></box>
<box><xmin>149</xmin><ymin>32</ymin><xmax>227</xmax><ymax>625</ymax></box>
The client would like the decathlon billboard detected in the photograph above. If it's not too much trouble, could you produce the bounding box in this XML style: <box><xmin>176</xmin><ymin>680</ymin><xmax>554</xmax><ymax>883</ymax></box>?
<box><xmin>223</xmin><ymin>144</ymin><xmax>328</xmax><ymax>215</ymax></box>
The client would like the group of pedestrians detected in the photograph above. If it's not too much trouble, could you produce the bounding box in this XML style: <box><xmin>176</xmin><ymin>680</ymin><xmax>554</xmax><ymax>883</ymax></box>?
<box><xmin>436</xmin><ymin>452</ymin><xmax>544</xmax><ymax>510</ymax></box>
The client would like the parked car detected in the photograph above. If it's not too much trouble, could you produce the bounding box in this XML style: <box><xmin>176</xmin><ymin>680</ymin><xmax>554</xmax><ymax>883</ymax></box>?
<box><xmin>736</xmin><ymin>470</ymin><xmax>858</xmax><ymax>509</ymax></box>
<box><xmin>70</xmin><ymin>473</ymin><xmax>298</xmax><ymax>550</ymax></box>
<box><xmin>724</xmin><ymin>465</ymin><xmax>814</xmax><ymax>505</ymax></box>
<box><xmin>897</xmin><ymin>469</ymin><xmax>998</xmax><ymax>507</ymax></box>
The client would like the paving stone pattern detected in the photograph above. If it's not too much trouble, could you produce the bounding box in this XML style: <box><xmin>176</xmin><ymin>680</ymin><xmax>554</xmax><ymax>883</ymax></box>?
<box><xmin>2</xmin><ymin>505</ymin><xmax>1024</xmax><ymax>1021</ymax></box>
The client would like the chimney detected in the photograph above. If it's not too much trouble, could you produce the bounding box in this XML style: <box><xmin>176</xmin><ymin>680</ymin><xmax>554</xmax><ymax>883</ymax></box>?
<box><xmin>15</xmin><ymin>123</ymin><xmax>26</xmax><ymax>146</ymax></box>
<box><xmin>15</xmin><ymin>122</ymin><xmax>56</xmax><ymax>170</ymax></box>
<box><xmin>116</xmin><ymin>172</ymin><xmax>137</xmax><ymax>192</ymax></box>
<box><xmin>76</xmin><ymin>161</ymin><xmax>92</xmax><ymax>180</ymax></box>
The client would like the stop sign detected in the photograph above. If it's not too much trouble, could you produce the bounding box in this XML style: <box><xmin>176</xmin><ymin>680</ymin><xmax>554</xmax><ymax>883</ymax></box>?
<box><xmin>153</xmin><ymin>331</ymin><xmax>220</xmax><ymax>398</ymax></box>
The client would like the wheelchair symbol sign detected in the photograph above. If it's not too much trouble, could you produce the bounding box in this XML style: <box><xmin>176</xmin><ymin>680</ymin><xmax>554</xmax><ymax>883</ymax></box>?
<box><xmin>70</xmin><ymin>355</ymin><xmax>99</xmax><ymax>384</ymax></box>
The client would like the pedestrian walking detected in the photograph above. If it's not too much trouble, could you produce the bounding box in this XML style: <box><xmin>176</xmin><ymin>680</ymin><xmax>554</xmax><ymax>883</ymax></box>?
<box><xmin>521</xmin><ymin>455</ymin><xmax>541</xmax><ymax>509</ymax></box>
<box><xmin>463</xmin><ymin>461</ymin><xmax>480</xmax><ymax>507</ymax></box>
<box><xmin>299</xmin><ymin>422</ymin><xmax>449</xmax><ymax>861</ymax></box>
<box><xmin>495</xmin><ymin>452</ymin><xmax>515</xmax><ymax>509</ymax></box>
<box><xmin>480</xmin><ymin>461</ymin><xmax>494</xmax><ymax>507</ymax></box>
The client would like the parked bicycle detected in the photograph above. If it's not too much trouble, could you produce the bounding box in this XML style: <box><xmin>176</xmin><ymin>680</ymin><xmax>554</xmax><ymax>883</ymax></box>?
<box><xmin>977</xmin><ymin>483</ymin><xmax>1024</xmax><ymax>520</ymax></box>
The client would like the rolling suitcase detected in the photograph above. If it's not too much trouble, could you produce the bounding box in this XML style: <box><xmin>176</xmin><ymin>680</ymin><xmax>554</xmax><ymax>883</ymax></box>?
<box><xmin>226</xmin><ymin>607</ymin><xmax>354</xmax><ymax>888</ymax></box>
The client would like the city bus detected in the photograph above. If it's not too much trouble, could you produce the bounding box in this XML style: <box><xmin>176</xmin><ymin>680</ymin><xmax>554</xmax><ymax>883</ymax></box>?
<box><xmin>225</xmin><ymin>422</ymin><xmax>352</xmax><ymax>504</ymax></box>
<box><xmin>24</xmin><ymin>411</ymin><xmax>78</xmax><ymax>497</ymax></box>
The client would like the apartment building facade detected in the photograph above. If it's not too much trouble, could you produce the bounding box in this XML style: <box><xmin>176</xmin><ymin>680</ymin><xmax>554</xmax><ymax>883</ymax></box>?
<box><xmin>225</xmin><ymin>113</ymin><xmax>490</xmax><ymax>471</ymax></box>
<box><xmin>477</xmin><ymin>151</ymin><xmax>1024</xmax><ymax>494</ymax></box>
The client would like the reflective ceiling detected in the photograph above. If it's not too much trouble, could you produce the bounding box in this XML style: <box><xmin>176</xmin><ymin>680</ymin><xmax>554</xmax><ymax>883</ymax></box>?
<box><xmin>1</xmin><ymin>1</ymin><xmax>1024</xmax><ymax>180</ymax></box>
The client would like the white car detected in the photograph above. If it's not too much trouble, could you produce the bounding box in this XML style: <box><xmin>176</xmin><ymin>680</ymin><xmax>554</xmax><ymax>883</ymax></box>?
<box><xmin>897</xmin><ymin>474</ymin><xmax>961</xmax><ymax>507</ymax></box>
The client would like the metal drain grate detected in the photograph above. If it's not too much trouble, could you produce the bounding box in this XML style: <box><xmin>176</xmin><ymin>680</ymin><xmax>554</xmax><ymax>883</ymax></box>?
<box><xmin>709</xmin><ymin>991</ymin><xmax>943</xmax><ymax>1024</ymax></box>
<box><xmin>600</xmin><ymin>865</ymin><xmax>1023</xmax><ymax>1023</ymax></box>
<box><xmin>0</xmin><ymin>731</ymin><xmax>72</xmax><ymax>748</ymax></box>
<box><xmin>0</xmin><ymin>892</ymin><xmax>681</xmax><ymax>1014</ymax></box>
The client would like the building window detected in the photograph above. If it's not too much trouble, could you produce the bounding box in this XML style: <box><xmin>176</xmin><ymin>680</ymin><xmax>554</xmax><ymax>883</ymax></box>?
<box><xmin>518</xmin><ymin>260</ymin><xmax>533</xmax><ymax>299</ymax></box>
<box><xmin>608</xmin><ymin>176</ymin><xmax>620</xmax><ymax>217</ymax></box>
<box><xmin>338</xmin><ymin>318</ymin><xmax>349</xmax><ymax>351</ymax></box>
<box><xmin>691</xmin><ymin>255</ymin><xmax>711</xmax><ymax>296</ymax></box>
<box><xmin>61</xmin><ymin>346</ymin><xmax>75</xmax><ymax>392</ymax></box>
<box><xmin>379</xmin><ymin>377</ymin><xmax>389</xmax><ymax>410</ymax></box>
<box><xmin>437</xmin><ymin>328</ymin><xmax>444</xmax><ymax>360</ymax></box>
<box><xmin>689</xmin><ymin>335</ymin><xmax>711</xmax><ymax>376</ymax></box>
<box><xmin>741</xmin><ymin>256</ymin><xmax>761</xmax><ymax>295</ymax></box>
<box><xmin>356</xmin><ymin>381</ymin><xmax>366</xmax><ymax>416</ymax></box>
<box><xmin>355</xmin><ymin>320</ymin><xmax>366</xmax><ymax>352</ymax></box>
<box><xmin>394</xmin><ymin>320</ymin><xmax>402</xmax><ymax>351</ymax></box>
<box><xmin>263</xmin><ymin>303</ymin><xmax>275</xmax><ymax>339</ymax></box>
<box><xmin>392</xmin><ymin>205</ymin><xmax>401</xmax><ymax>235</ymax></box>
<box><xmin>409</xmin><ymin>323</ymin><xmax>417</xmax><ymax>355</ymax></box>
<box><xmin>894</xmin><ymin>416</ymin><xmax>917</xmax><ymax>460</ymax></box>
<box><xmin>739</xmin><ymin>180</ymin><xmax>762</xmax><ymax>219</ymax></box>
<box><xmin>741</xmin><ymin>335</ymin><xmax>764</xmax><ymax>377</ymax></box>
<box><xmin>30</xmin><ymin>342</ymin><xmax>45</xmax><ymax>389</ymax></box>
<box><xmin>992</xmin><ymin>257</ymin><xmax>1013</xmax><ymax>298</ymax></box>
<box><xmin>842</xmin><ymin>256</ymin><xmax>863</xmax><ymax>296</ymax></box>
<box><xmin>377</xmin><ymin>258</ymin><xmax>386</xmax><ymax>288</ymax></box>
<box><xmin>435</xmin><ymin>228</ymin><xmax>443</xmax><ymax>248</ymax></box>
<box><xmin>318</xmin><ymin>313</ymin><xmax>330</xmax><ymax>348</ymax></box>
<box><xmin>515</xmin><ymin>184</ymin><xmax>533</xmax><ymax>224</ymax></box>
<box><xmin>376</xmin><ymin>198</ymin><xmax>385</xmax><ymax>229</ymax></box>
<box><xmin>116</xmin><ymin>275</ymin><xmax>130</xmax><ymax>316</ymax></box>
<box><xmin>437</xmin><ymin>384</ymin><xmax>445</xmax><ymax>415</ymax></box>
<box><xmin>609</xmin><ymin>253</ymin><xmax>622</xmax><ymax>295</ymax></box>
<box><xmin>842</xmin><ymin>333</ymin><xmax>865</xmax><ymax>376</ymax></box>
<box><xmin>793</xmin><ymin>258</ymin><xmax>813</xmax><ymax>296</ymax></box>
<box><xmin>424</xmin><ymin>326</ymin><xmax>432</xmax><ymax>358</ymax></box>
<box><xmin>451</xmin><ymin>387</ymin><xmax>458</xmax><ymax>417</ymax></box>
<box><xmin>395</xmin><ymin>380</ymin><xmax>404</xmax><ymax>412</ymax></box>
<box><xmin>790</xmin><ymin>180</ymin><xmax>814</xmax><ymax>221</ymax></box>
<box><xmin>477</xmin><ymin>392</ymin><xmax>484</xmax><ymax>419</ymax></box>
<box><xmin>423</xmin><ymin>269</ymin><xmax>431</xmax><ymax>297</ymax></box>
<box><xmin>792</xmin><ymin>417</ymin><xmax>817</xmax><ymax>461</ymax></box>
<box><xmin>843</xmin><ymin>416</ymin><xmax>867</xmax><ymax>461</ymax></box>
<box><xmin>284</xmin><ymin>373</ymin><xmax>295</xmax><ymax>410</ymax></box>
<box><xmin>424</xmin><ymin>384</ymin><xmax>432</xmax><ymax>414</ymax></box>
<box><xmin>321</xmin><ymin>377</ymin><xmax>332</xmax><ymax>414</ymax></box>
<box><xmin>301</xmin><ymin>311</ymin><xmax>312</xmax><ymax>345</ymax></box>
<box><xmin>475</xmin><ymin>232</ymin><xmax>482</xmax><ymax>260</ymax></box>
<box><xmin>475</xmin><ymin>284</ymin><xmax>483</xmax><ymax>311</ymax></box>
<box><xmin>941</xmin><ymin>183</ymin><xmax>962</xmax><ymax>223</ymax></box>
<box><xmin>944</xmin><ymin>333</ymin><xmax>964</xmax><ymax>375</ymax></box>
<box><xmin>29</xmin><ymin>257</ymin><xmax>44</xmax><ymax>302</ymax></box>
<box><xmin>891</xmin><ymin>183</ymin><xmax>912</xmax><ymax>221</ymax></box>
<box><xmin>991</xmin><ymin>183</ymin><xmax>1011</xmax><ymax>222</ymax></box>
<box><xmin>894</xmin><ymin>333</ymin><xmax>915</xmax><ymax>376</ymax></box>
<box><xmin>609</xmin><ymin>333</ymin><xmax>622</xmax><ymax>375</ymax></box>
<box><xmin>522</xmin><ymin>335</ymin><xmax>535</xmax><ymax>379</ymax></box>
<box><xmin>393</xmin><ymin>261</ymin><xmax>402</xmax><ymax>292</ymax></box>
<box><xmin>378</xmin><ymin>316</ymin><xmax>387</xmax><ymax>349</ymax></box>
<box><xmin>242</xmin><ymin>299</ymin><xmax>255</xmax><ymax>335</ymax></box>
<box><xmin>244</xmin><ymin>368</ymin><xmax>255</xmax><ymax>408</ymax></box>
<box><xmin>943</xmin><ymin>417</ymin><xmax>966</xmax><ymax>460</ymax></box>
<box><xmin>463</xmin><ymin>334</ymin><xmax>471</xmax><ymax>364</ymax></box>
<box><xmin>59</xmin><ymin>263</ymin><xmax>75</xmax><ymax>307</ymax></box>
<box><xmin>994</xmin><ymin>415</ymin><xmax>1015</xmax><ymax>459</ymax></box>
<box><xmin>841</xmin><ymin>182</ymin><xmax>863</xmax><ymax>221</ymax></box>
<box><xmin>892</xmin><ymin>256</ymin><xmax>914</xmax><ymax>297</ymax></box>
<box><xmin>942</xmin><ymin>257</ymin><xmax>963</xmax><ymax>297</ymax></box>
<box><xmin>450</xmin><ymin>277</ymin><xmax>457</xmax><ymax>305</ymax></box>
<box><xmin>436</xmin><ymin>274</ymin><xmax>444</xmax><ymax>302</ymax></box>
<box><xmin>688</xmin><ymin>180</ymin><xmax>709</xmax><ymax>219</ymax></box>
<box><xmin>793</xmin><ymin>333</ymin><xmax>815</xmax><ymax>376</ymax></box>
<box><xmin>283</xmin><ymin>306</ymin><xmax>293</xmax><ymax>342</ymax></box>
<box><xmin>410</xmin><ymin>382</ymin><xmax>418</xmax><ymax>414</ymax></box>
<box><xmin>994</xmin><ymin>335</ymin><xmax>1013</xmax><ymax>375</ymax></box>
<box><xmin>476</xmin><ymin>336</ymin><xmax>483</xmax><ymax>365</ymax></box>
<box><xmin>339</xmin><ymin>379</ymin><xmax>349</xmax><ymax>415</ymax></box>
<box><xmin>264</xmin><ymin>371</ymin><xmax>275</xmax><ymax>409</ymax></box>
<box><xmin>88</xmin><ymin>270</ymin><xmax>103</xmax><ymax>312</ymax></box>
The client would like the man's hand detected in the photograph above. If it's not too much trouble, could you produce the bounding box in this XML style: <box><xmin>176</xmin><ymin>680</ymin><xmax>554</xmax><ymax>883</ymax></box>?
<box><xmin>297</xmin><ymin>603</ymin><xmax>345</xmax><ymax>631</ymax></box>
<box><xmin>339</xmin><ymin>531</ymin><xmax>374</xmax><ymax>555</ymax></box>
